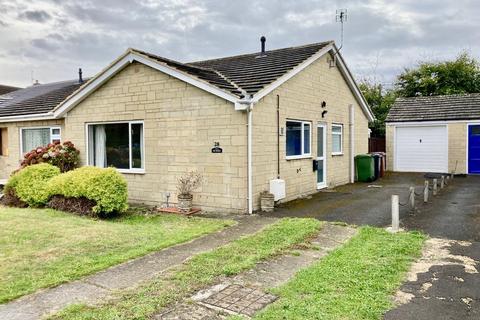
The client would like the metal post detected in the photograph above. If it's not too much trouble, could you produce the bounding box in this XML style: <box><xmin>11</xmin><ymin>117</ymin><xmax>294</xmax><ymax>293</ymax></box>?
<box><xmin>424</xmin><ymin>180</ymin><xmax>429</xmax><ymax>203</ymax></box>
<box><xmin>451</xmin><ymin>173</ymin><xmax>454</xmax><ymax>180</ymax></box>
<box><xmin>409</xmin><ymin>186</ymin><xmax>415</xmax><ymax>210</ymax></box>
<box><xmin>446</xmin><ymin>175</ymin><xmax>450</xmax><ymax>184</ymax></box>
<box><xmin>433</xmin><ymin>178</ymin><xmax>438</xmax><ymax>196</ymax></box>
<box><xmin>391</xmin><ymin>195</ymin><xmax>399</xmax><ymax>232</ymax></box>
<box><xmin>441</xmin><ymin>176</ymin><xmax>445</xmax><ymax>189</ymax></box>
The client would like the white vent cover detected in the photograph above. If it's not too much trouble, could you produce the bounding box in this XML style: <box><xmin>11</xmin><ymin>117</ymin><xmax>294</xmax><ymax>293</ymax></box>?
<box><xmin>269</xmin><ymin>179</ymin><xmax>285</xmax><ymax>201</ymax></box>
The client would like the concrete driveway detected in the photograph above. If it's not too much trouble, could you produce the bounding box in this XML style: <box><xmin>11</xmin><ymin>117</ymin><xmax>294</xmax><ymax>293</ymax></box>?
<box><xmin>265</xmin><ymin>172</ymin><xmax>480</xmax><ymax>319</ymax></box>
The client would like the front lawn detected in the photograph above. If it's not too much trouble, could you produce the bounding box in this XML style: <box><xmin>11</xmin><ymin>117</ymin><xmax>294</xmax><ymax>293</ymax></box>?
<box><xmin>255</xmin><ymin>227</ymin><xmax>426</xmax><ymax>320</ymax></box>
<box><xmin>0</xmin><ymin>207</ymin><xmax>234</xmax><ymax>303</ymax></box>
<box><xmin>49</xmin><ymin>218</ymin><xmax>322</xmax><ymax>320</ymax></box>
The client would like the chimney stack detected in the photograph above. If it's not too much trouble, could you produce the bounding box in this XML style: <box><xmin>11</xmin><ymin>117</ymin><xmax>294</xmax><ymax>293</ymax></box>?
<box><xmin>260</xmin><ymin>36</ymin><xmax>266</xmax><ymax>54</ymax></box>
<box><xmin>78</xmin><ymin>68</ymin><xmax>83</xmax><ymax>83</ymax></box>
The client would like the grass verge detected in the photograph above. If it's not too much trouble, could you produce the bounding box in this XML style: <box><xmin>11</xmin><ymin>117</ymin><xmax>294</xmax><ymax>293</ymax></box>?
<box><xmin>49</xmin><ymin>218</ymin><xmax>322</xmax><ymax>320</ymax></box>
<box><xmin>254</xmin><ymin>227</ymin><xmax>426</xmax><ymax>320</ymax></box>
<box><xmin>0</xmin><ymin>207</ymin><xmax>234</xmax><ymax>303</ymax></box>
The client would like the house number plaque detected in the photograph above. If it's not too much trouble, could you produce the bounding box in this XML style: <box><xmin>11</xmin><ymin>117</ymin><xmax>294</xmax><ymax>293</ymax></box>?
<box><xmin>211</xmin><ymin>142</ymin><xmax>223</xmax><ymax>153</ymax></box>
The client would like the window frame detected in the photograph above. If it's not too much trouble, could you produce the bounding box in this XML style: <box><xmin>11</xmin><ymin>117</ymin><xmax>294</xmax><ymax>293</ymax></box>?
<box><xmin>20</xmin><ymin>126</ymin><xmax>62</xmax><ymax>155</ymax></box>
<box><xmin>285</xmin><ymin>119</ymin><xmax>312</xmax><ymax>160</ymax></box>
<box><xmin>331</xmin><ymin>123</ymin><xmax>344</xmax><ymax>155</ymax></box>
<box><xmin>85</xmin><ymin>120</ymin><xmax>145</xmax><ymax>174</ymax></box>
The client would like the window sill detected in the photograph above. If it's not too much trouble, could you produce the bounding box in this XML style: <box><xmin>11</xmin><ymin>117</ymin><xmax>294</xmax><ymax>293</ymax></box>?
<box><xmin>117</xmin><ymin>169</ymin><xmax>146</xmax><ymax>175</ymax></box>
<box><xmin>331</xmin><ymin>152</ymin><xmax>344</xmax><ymax>156</ymax></box>
<box><xmin>286</xmin><ymin>155</ymin><xmax>312</xmax><ymax>160</ymax></box>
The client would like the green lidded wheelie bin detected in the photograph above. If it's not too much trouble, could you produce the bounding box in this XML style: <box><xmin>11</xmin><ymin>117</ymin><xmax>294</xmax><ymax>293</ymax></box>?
<box><xmin>355</xmin><ymin>154</ymin><xmax>375</xmax><ymax>182</ymax></box>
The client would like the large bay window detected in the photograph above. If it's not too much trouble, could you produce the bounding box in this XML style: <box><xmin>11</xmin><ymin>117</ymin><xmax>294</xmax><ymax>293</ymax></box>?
<box><xmin>21</xmin><ymin>127</ymin><xmax>61</xmax><ymax>154</ymax></box>
<box><xmin>286</xmin><ymin>120</ymin><xmax>311</xmax><ymax>159</ymax></box>
<box><xmin>87</xmin><ymin>121</ymin><xmax>144</xmax><ymax>173</ymax></box>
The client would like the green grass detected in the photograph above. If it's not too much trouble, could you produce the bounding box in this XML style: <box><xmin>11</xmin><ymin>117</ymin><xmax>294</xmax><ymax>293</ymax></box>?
<box><xmin>254</xmin><ymin>227</ymin><xmax>426</xmax><ymax>320</ymax></box>
<box><xmin>49</xmin><ymin>218</ymin><xmax>322</xmax><ymax>320</ymax></box>
<box><xmin>0</xmin><ymin>207</ymin><xmax>234</xmax><ymax>303</ymax></box>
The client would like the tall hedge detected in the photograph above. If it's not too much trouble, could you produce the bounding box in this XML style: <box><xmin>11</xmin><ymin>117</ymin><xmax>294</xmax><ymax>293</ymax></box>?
<box><xmin>47</xmin><ymin>166</ymin><xmax>128</xmax><ymax>215</ymax></box>
<box><xmin>5</xmin><ymin>163</ymin><xmax>60</xmax><ymax>207</ymax></box>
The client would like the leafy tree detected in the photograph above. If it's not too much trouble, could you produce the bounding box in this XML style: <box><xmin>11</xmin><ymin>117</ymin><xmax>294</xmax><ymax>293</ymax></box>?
<box><xmin>359</xmin><ymin>81</ymin><xmax>396</xmax><ymax>137</ymax></box>
<box><xmin>396</xmin><ymin>52</ymin><xmax>480</xmax><ymax>97</ymax></box>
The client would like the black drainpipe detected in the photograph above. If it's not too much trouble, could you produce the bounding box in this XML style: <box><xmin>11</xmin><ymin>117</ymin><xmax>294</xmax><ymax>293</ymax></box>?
<box><xmin>277</xmin><ymin>94</ymin><xmax>280</xmax><ymax>178</ymax></box>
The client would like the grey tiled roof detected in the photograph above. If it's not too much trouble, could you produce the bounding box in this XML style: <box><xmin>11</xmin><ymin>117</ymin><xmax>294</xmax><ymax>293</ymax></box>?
<box><xmin>0</xmin><ymin>41</ymin><xmax>333</xmax><ymax>119</ymax></box>
<box><xmin>135</xmin><ymin>41</ymin><xmax>332</xmax><ymax>98</ymax></box>
<box><xmin>0</xmin><ymin>80</ymin><xmax>85</xmax><ymax>118</ymax></box>
<box><xmin>0</xmin><ymin>84</ymin><xmax>21</xmax><ymax>95</ymax></box>
<box><xmin>188</xmin><ymin>41</ymin><xmax>332</xmax><ymax>96</ymax></box>
<box><xmin>386</xmin><ymin>94</ymin><xmax>480</xmax><ymax>122</ymax></box>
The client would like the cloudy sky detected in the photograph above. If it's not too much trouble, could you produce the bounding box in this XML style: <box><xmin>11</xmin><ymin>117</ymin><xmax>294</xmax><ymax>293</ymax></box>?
<box><xmin>0</xmin><ymin>0</ymin><xmax>479</xmax><ymax>88</ymax></box>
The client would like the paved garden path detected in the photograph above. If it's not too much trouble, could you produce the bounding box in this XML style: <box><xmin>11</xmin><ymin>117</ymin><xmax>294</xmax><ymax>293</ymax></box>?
<box><xmin>0</xmin><ymin>215</ymin><xmax>278</xmax><ymax>320</ymax></box>
<box><xmin>155</xmin><ymin>223</ymin><xmax>358</xmax><ymax>319</ymax></box>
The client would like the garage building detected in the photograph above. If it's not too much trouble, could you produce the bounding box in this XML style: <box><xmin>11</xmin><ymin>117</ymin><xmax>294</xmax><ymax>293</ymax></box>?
<box><xmin>386</xmin><ymin>94</ymin><xmax>480</xmax><ymax>174</ymax></box>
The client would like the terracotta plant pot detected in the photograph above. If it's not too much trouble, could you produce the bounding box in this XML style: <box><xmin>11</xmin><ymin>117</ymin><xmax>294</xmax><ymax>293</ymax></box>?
<box><xmin>177</xmin><ymin>194</ymin><xmax>193</xmax><ymax>213</ymax></box>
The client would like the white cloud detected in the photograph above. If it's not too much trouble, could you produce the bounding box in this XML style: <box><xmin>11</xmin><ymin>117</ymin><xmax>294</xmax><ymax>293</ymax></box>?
<box><xmin>0</xmin><ymin>0</ymin><xmax>478</xmax><ymax>88</ymax></box>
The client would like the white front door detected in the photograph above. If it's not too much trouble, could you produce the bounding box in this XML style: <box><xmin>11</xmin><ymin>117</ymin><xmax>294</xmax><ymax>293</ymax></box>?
<box><xmin>317</xmin><ymin>123</ymin><xmax>327</xmax><ymax>189</ymax></box>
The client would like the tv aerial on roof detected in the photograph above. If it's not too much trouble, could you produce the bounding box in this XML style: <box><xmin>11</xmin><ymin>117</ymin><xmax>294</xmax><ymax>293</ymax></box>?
<box><xmin>330</xmin><ymin>8</ymin><xmax>348</xmax><ymax>68</ymax></box>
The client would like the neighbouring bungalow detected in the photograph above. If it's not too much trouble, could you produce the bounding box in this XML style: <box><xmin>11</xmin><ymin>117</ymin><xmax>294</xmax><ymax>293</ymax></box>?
<box><xmin>386</xmin><ymin>94</ymin><xmax>480</xmax><ymax>174</ymax></box>
<box><xmin>0</xmin><ymin>84</ymin><xmax>21</xmax><ymax>95</ymax></box>
<box><xmin>0</xmin><ymin>39</ymin><xmax>374</xmax><ymax>214</ymax></box>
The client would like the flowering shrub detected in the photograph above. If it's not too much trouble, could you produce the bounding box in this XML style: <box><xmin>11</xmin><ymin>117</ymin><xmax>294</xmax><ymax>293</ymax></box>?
<box><xmin>20</xmin><ymin>141</ymin><xmax>79</xmax><ymax>172</ymax></box>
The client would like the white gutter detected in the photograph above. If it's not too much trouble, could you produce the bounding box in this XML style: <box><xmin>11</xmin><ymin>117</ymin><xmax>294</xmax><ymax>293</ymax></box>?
<box><xmin>0</xmin><ymin>112</ymin><xmax>55</xmax><ymax>123</ymax></box>
<box><xmin>349</xmin><ymin>104</ymin><xmax>355</xmax><ymax>183</ymax></box>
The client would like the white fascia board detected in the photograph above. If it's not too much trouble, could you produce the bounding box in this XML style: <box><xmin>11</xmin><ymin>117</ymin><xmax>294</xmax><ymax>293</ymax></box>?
<box><xmin>53</xmin><ymin>54</ymin><xmax>132</xmax><ymax>118</ymax></box>
<box><xmin>249</xmin><ymin>44</ymin><xmax>375</xmax><ymax>123</ymax></box>
<box><xmin>54</xmin><ymin>51</ymin><xmax>240</xmax><ymax>118</ymax></box>
<box><xmin>133</xmin><ymin>54</ymin><xmax>239</xmax><ymax>103</ymax></box>
<box><xmin>0</xmin><ymin>112</ymin><xmax>55</xmax><ymax>123</ymax></box>
<box><xmin>333</xmin><ymin>50</ymin><xmax>375</xmax><ymax>122</ymax></box>
<box><xmin>250</xmin><ymin>44</ymin><xmax>333</xmax><ymax>103</ymax></box>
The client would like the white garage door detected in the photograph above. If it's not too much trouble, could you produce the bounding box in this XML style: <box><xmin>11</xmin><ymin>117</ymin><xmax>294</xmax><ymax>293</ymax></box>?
<box><xmin>395</xmin><ymin>125</ymin><xmax>448</xmax><ymax>173</ymax></box>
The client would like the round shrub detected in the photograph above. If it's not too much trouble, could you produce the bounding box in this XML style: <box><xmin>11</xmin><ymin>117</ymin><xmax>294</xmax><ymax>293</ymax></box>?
<box><xmin>5</xmin><ymin>163</ymin><xmax>61</xmax><ymax>207</ymax></box>
<box><xmin>47</xmin><ymin>166</ymin><xmax>128</xmax><ymax>216</ymax></box>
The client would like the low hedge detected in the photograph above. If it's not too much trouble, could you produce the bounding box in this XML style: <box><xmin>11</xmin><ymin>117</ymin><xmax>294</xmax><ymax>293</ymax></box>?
<box><xmin>4</xmin><ymin>163</ymin><xmax>60</xmax><ymax>207</ymax></box>
<box><xmin>47</xmin><ymin>166</ymin><xmax>128</xmax><ymax>216</ymax></box>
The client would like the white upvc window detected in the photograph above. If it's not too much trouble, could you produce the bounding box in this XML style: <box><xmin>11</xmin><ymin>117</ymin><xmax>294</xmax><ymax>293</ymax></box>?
<box><xmin>286</xmin><ymin>120</ymin><xmax>311</xmax><ymax>159</ymax></box>
<box><xmin>331</xmin><ymin>123</ymin><xmax>343</xmax><ymax>155</ymax></box>
<box><xmin>86</xmin><ymin>121</ymin><xmax>145</xmax><ymax>174</ymax></box>
<box><xmin>21</xmin><ymin>127</ymin><xmax>61</xmax><ymax>154</ymax></box>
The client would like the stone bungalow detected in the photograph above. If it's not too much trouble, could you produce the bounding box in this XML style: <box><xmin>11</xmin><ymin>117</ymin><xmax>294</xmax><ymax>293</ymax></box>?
<box><xmin>0</xmin><ymin>40</ymin><xmax>374</xmax><ymax>214</ymax></box>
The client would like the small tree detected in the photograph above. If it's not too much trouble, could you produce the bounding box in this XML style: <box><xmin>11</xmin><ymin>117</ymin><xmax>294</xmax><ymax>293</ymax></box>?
<box><xmin>359</xmin><ymin>81</ymin><xmax>397</xmax><ymax>137</ymax></box>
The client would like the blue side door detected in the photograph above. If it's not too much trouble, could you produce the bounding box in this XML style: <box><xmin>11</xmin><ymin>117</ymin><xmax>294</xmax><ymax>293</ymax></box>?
<box><xmin>468</xmin><ymin>125</ymin><xmax>480</xmax><ymax>174</ymax></box>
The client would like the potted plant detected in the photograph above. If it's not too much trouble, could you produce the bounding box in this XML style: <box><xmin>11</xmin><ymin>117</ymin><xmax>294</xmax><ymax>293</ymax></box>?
<box><xmin>176</xmin><ymin>171</ymin><xmax>204</xmax><ymax>213</ymax></box>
